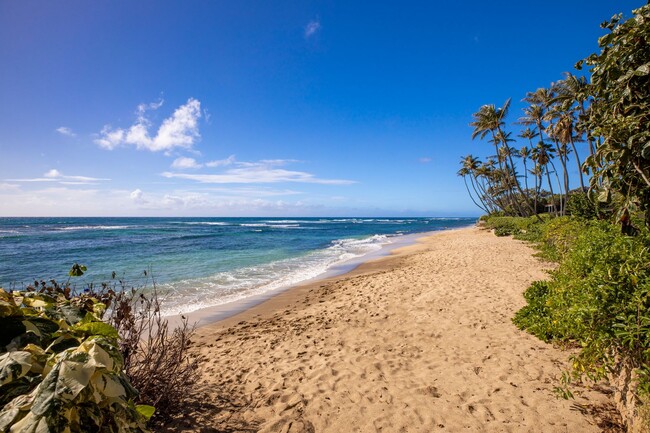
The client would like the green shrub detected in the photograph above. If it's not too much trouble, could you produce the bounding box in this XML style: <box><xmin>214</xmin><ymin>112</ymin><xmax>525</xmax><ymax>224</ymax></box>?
<box><xmin>514</xmin><ymin>219</ymin><xmax>650</xmax><ymax>389</ymax></box>
<box><xmin>566</xmin><ymin>191</ymin><xmax>599</xmax><ymax>220</ymax></box>
<box><xmin>0</xmin><ymin>283</ymin><xmax>152</xmax><ymax>432</ymax></box>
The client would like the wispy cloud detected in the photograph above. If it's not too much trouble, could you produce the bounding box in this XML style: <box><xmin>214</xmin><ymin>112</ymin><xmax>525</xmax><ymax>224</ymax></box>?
<box><xmin>205</xmin><ymin>155</ymin><xmax>236</xmax><ymax>167</ymax></box>
<box><xmin>305</xmin><ymin>19</ymin><xmax>321</xmax><ymax>38</ymax></box>
<box><xmin>55</xmin><ymin>126</ymin><xmax>76</xmax><ymax>137</ymax></box>
<box><xmin>95</xmin><ymin>98</ymin><xmax>202</xmax><ymax>152</ymax></box>
<box><xmin>162</xmin><ymin>158</ymin><xmax>354</xmax><ymax>185</ymax></box>
<box><xmin>205</xmin><ymin>186</ymin><xmax>303</xmax><ymax>197</ymax></box>
<box><xmin>5</xmin><ymin>169</ymin><xmax>110</xmax><ymax>184</ymax></box>
<box><xmin>419</xmin><ymin>157</ymin><xmax>432</xmax><ymax>163</ymax></box>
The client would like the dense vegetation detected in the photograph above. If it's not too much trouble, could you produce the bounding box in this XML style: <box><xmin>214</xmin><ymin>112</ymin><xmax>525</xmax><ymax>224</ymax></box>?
<box><xmin>466</xmin><ymin>4</ymin><xmax>650</xmax><ymax>429</ymax></box>
<box><xmin>0</xmin><ymin>267</ymin><xmax>200</xmax><ymax>432</ymax></box>
<box><xmin>460</xmin><ymin>4</ymin><xmax>650</xmax><ymax>227</ymax></box>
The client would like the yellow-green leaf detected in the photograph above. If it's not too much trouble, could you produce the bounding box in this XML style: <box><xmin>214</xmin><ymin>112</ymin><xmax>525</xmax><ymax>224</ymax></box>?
<box><xmin>136</xmin><ymin>405</ymin><xmax>155</xmax><ymax>421</ymax></box>
<box><xmin>73</xmin><ymin>322</ymin><xmax>119</xmax><ymax>340</ymax></box>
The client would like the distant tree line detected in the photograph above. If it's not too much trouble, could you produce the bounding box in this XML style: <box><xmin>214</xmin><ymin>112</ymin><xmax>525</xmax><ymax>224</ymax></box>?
<box><xmin>459</xmin><ymin>3</ymin><xmax>650</xmax><ymax>229</ymax></box>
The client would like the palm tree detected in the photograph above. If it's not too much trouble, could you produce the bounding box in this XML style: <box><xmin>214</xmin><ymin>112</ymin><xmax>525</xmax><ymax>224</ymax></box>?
<box><xmin>544</xmin><ymin>106</ymin><xmax>571</xmax><ymax>196</ymax></box>
<box><xmin>518</xmin><ymin>128</ymin><xmax>539</xmax><ymax>213</ymax></box>
<box><xmin>532</xmin><ymin>142</ymin><xmax>559</xmax><ymax>216</ymax></box>
<box><xmin>553</xmin><ymin>73</ymin><xmax>595</xmax><ymax>158</ymax></box>
<box><xmin>552</xmin><ymin>110</ymin><xmax>586</xmax><ymax>190</ymax></box>
<box><xmin>458</xmin><ymin>155</ymin><xmax>489</xmax><ymax>213</ymax></box>
<box><xmin>471</xmin><ymin>99</ymin><xmax>534</xmax><ymax>216</ymax></box>
<box><xmin>519</xmin><ymin>146</ymin><xmax>532</xmax><ymax>194</ymax></box>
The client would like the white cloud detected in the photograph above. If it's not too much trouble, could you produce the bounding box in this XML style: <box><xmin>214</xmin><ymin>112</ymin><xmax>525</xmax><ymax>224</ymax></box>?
<box><xmin>95</xmin><ymin>126</ymin><xmax>125</xmax><ymax>150</ymax></box>
<box><xmin>56</xmin><ymin>127</ymin><xmax>76</xmax><ymax>137</ymax></box>
<box><xmin>0</xmin><ymin>183</ymin><xmax>20</xmax><ymax>191</ymax></box>
<box><xmin>171</xmin><ymin>157</ymin><xmax>202</xmax><ymax>170</ymax></box>
<box><xmin>0</xmin><ymin>185</ymin><xmax>377</xmax><ymax>217</ymax></box>
<box><xmin>44</xmin><ymin>169</ymin><xmax>62</xmax><ymax>178</ymax></box>
<box><xmin>305</xmin><ymin>19</ymin><xmax>321</xmax><ymax>38</ymax></box>
<box><xmin>205</xmin><ymin>155</ymin><xmax>236</xmax><ymax>167</ymax></box>
<box><xmin>205</xmin><ymin>187</ymin><xmax>303</xmax><ymax>197</ymax></box>
<box><xmin>5</xmin><ymin>169</ymin><xmax>110</xmax><ymax>184</ymax></box>
<box><xmin>130</xmin><ymin>189</ymin><xmax>146</xmax><ymax>204</ymax></box>
<box><xmin>161</xmin><ymin>158</ymin><xmax>355</xmax><ymax>185</ymax></box>
<box><xmin>419</xmin><ymin>157</ymin><xmax>432</xmax><ymax>163</ymax></box>
<box><xmin>95</xmin><ymin>98</ymin><xmax>202</xmax><ymax>152</ymax></box>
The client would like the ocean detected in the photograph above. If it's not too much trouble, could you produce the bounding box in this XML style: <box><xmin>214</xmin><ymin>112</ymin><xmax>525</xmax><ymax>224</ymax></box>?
<box><xmin>0</xmin><ymin>217</ymin><xmax>475</xmax><ymax>316</ymax></box>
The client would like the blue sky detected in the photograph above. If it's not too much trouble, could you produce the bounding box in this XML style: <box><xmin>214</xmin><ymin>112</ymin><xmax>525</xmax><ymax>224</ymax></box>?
<box><xmin>0</xmin><ymin>1</ymin><xmax>642</xmax><ymax>217</ymax></box>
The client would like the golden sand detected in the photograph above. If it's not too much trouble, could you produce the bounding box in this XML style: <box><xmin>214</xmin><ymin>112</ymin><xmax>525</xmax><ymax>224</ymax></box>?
<box><xmin>168</xmin><ymin>227</ymin><xmax>613</xmax><ymax>432</ymax></box>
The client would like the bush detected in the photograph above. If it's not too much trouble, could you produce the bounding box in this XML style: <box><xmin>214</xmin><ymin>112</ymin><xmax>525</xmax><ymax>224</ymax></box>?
<box><xmin>566</xmin><ymin>191</ymin><xmax>600</xmax><ymax>220</ymax></box>
<box><xmin>0</xmin><ymin>267</ymin><xmax>202</xmax><ymax>431</ymax></box>
<box><xmin>514</xmin><ymin>219</ymin><xmax>650</xmax><ymax>389</ymax></box>
<box><xmin>106</xmin><ymin>285</ymin><xmax>200</xmax><ymax>426</ymax></box>
<box><xmin>0</xmin><ymin>282</ymin><xmax>152</xmax><ymax>432</ymax></box>
<box><xmin>483</xmin><ymin>215</ymin><xmax>546</xmax><ymax>239</ymax></box>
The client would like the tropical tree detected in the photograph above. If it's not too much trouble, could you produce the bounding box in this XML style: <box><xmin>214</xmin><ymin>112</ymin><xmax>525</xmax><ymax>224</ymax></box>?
<box><xmin>581</xmin><ymin>3</ymin><xmax>650</xmax><ymax>228</ymax></box>
<box><xmin>470</xmin><ymin>100</ymin><xmax>535</xmax><ymax>216</ymax></box>
<box><xmin>458</xmin><ymin>155</ymin><xmax>490</xmax><ymax>214</ymax></box>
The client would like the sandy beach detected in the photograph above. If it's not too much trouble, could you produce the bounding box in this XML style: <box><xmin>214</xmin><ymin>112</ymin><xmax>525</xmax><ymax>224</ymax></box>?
<box><xmin>167</xmin><ymin>227</ymin><xmax>617</xmax><ymax>432</ymax></box>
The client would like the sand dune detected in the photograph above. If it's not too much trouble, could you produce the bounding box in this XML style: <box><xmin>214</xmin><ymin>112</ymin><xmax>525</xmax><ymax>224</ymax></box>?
<box><xmin>168</xmin><ymin>227</ymin><xmax>617</xmax><ymax>432</ymax></box>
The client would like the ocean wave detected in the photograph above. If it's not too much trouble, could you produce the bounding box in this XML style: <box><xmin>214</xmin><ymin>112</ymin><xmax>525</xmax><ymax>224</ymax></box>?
<box><xmin>262</xmin><ymin>220</ymin><xmax>302</xmax><ymax>224</ymax></box>
<box><xmin>58</xmin><ymin>225</ymin><xmax>130</xmax><ymax>231</ymax></box>
<box><xmin>178</xmin><ymin>221</ymin><xmax>230</xmax><ymax>226</ymax></box>
<box><xmin>268</xmin><ymin>224</ymin><xmax>301</xmax><ymax>228</ymax></box>
<box><xmin>158</xmin><ymin>233</ymin><xmax>395</xmax><ymax>316</ymax></box>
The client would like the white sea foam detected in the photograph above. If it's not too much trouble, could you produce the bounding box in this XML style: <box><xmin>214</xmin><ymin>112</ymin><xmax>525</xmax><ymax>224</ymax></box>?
<box><xmin>262</xmin><ymin>220</ymin><xmax>301</xmax><ymax>224</ymax></box>
<box><xmin>59</xmin><ymin>225</ymin><xmax>130</xmax><ymax>231</ymax></box>
<box><xmin>158</xmin><ymin>233</ymin><xmax>395</xmax><ymax>316</ymax></box>
<box><xmin>267</xmin><ymin>224</ymin><xmax>301</xmax><ymax>228</ymax></box>
<box><xmin>181</xmin><ymin>221</ymin><xmax>230</xmax><ymax>226</ymax></box>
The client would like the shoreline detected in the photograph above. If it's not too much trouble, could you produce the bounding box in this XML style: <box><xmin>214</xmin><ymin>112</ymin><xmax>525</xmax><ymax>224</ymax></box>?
<box><xmin>172</xmin><ymin>226</ymin><xmax>473</xmax><ymax>328</ymax></box>
<box><xmin>167</xmin><ymin>226</ymin><xmax>614</xmax><ymax>432</ymax></box>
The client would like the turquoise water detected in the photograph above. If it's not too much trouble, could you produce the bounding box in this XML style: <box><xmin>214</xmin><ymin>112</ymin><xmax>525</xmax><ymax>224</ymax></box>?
<box><xmin>0</xmin><ymin>217</ymin><xmax>474</xmax><ymax>315</ymax></box>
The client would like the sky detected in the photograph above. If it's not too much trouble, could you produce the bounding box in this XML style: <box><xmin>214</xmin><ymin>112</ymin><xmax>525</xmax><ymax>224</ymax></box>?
<box><xmin>0</xmin><ymin>1</ymin><xmax>643</xmax><ymax>217</ymax></box>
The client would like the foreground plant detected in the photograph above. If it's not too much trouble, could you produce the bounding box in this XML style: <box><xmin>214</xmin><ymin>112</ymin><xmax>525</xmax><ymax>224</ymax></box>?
<box><xmin>0</xmin><ymin>278</ymin><xmax>153</xmax><ymax>432</ymax></box>
<box><xmin>105</xmin><ymin>281</ymin><xmax>200</xmax><ymax>425</ymax></box>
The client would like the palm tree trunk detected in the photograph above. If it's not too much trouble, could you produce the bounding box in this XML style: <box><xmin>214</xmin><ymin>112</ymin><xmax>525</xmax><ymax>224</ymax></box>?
<box><xmin>569</xmin><ymin>136</ymin><xmax>585</xmax><ymax>190</ymax></box>
<box><xmin>548</xmin><ymin>159</ymin><xmax>565</xmax><ymax>215</ymax></box>
<box><xmin>545</xmin><ymin>169</ymin><xmax>557</xmax><ymax>216</ymax></box>
<box><xmin>464</xmin><ymin>176</ymin><xmax>489</xmax><ymax>213</ymax></box>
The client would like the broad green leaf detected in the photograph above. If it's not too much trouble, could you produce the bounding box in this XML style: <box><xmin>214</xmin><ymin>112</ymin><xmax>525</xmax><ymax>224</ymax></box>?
<box><xmin>73</xmin><ymin>322</ymin><xmax>119</xmax><ymax>340</ymax></box>
<box><xmin>135</xmin><ymin>405</ymin><xmax>155</xmax><ymax>421</ymax></box>
<box><xmin>77</xmin><ymin>339</ymin><xmax>115</xmax><ymax>371</ymax></box>
<box><xmin>22</xmin><ymin>318</ymin><xmax>59</xmax><ymax>339</ymax></box>
<box><xmin>0</xmin><ymin>290</ymin><xmax>20</xmax><ymax>318</ymax></box>
<box><xmin>21</xmin><ymin>298</ymin><xmax>48</xmax><ymax>309</ymax></box>
<box><xmin>0</xmin><ymin>394</ymin><xmax>36</xmax><ymax>432</ymax></box>
<box><xmin>91</xmin><ymin>372</ymin><xmax>126</xmax><ymax>398</ymax></box>
<box><xmin>31</xmin><ymin>353</ymin><xmax>95</xmax><ymax>413</ymax></box>
<box><xmin>57</xmin><ymin>303</ymin><xmax>85</xmax><ymax>325</ymax></box>
<box><xmin>0</xmin><ymin>351</ymin><xmax>32</xmax><ymax>385</ymax></box>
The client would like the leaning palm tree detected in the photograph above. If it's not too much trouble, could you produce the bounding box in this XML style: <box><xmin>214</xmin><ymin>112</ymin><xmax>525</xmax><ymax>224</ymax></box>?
<box><xmin>458</xmin><ymin>155</ymin><xmax>489</xmax><ymax>213</ymax></box>
<box><xmin>471</xmin><ymin>99</ymin><xmax>535</xmax><ymax>216</ymax></box>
